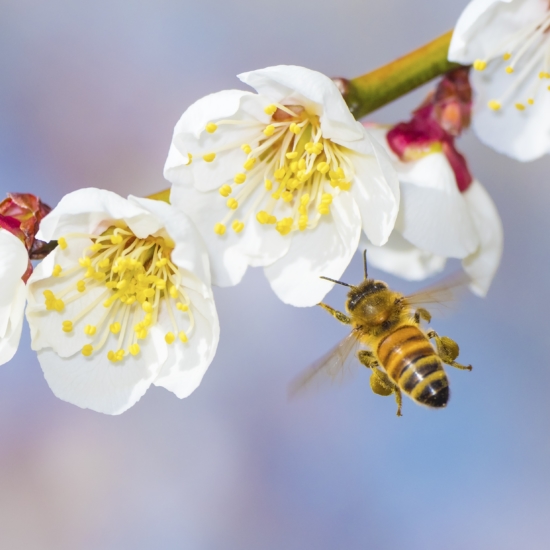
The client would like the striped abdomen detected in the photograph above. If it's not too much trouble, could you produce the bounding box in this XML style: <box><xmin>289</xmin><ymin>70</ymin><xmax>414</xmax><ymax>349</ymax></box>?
<box><xmin>377</xmin><ymin>325</ymin><xmax>449</xmax><ymax>408</ymax></box>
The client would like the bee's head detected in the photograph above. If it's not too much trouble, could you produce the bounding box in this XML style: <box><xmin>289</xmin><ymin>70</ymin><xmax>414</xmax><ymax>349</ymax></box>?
<box><xmin>346</xmin><ymin>279</ymin><xmax>394</xmax><ymax>325</ymax></box>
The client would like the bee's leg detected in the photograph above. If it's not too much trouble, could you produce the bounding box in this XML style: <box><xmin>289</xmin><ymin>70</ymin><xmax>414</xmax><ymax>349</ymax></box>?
<box><xmin>427</xmin><ymin>331</ymin><xmax>472</xmax><ymax>371</ymax></box>
<box><xmin>414</xmin><ymin>308</ymin><xmax>432</xmax><ymax>324</ymax></box>
<box><xmin>358</xmin><ymin>351</ymin><xmax>403</xmax><ymax>417</ymax></box>
<box><xmin>318</xmin><ymin>303</ymin><xmax>351</xmax><ymax>325</ymax></box>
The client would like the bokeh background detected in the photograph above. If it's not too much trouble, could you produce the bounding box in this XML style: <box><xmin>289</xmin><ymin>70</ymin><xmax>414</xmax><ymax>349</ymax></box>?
<box><xmin>1</xmin><ymin>0</ymin><xmax>549</xmax><ymax>548</ymax></box>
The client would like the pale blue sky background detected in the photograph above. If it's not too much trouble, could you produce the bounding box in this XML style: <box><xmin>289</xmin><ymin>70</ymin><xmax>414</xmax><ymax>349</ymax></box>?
<box><xmin>1</xmin><ymin>0</ymin><xmax>550</xmax><ymax>548</ymax></box>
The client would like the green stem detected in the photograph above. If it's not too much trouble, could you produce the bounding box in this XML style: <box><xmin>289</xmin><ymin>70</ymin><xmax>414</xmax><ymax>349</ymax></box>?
<box><xmin>343</xmin><ymin>30</ymin><xmax>461</xmax><ymax>119</ymax></box>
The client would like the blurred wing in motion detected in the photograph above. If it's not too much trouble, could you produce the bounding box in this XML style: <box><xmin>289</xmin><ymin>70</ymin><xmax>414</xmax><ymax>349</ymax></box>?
<box><xmin>289</xmin><ymin>330</ymin><xmax>363</xmax><ymax>398</ymax></box>
<box><xmin>403</xmin><ymin>272</ymin><xmax>472</xmax><ymax>312</ymax></box>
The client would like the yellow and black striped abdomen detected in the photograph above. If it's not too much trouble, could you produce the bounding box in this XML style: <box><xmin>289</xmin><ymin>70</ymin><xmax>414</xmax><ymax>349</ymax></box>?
<box><xmin>377</xmin><ymin>325</ymin><xmax>449</xmax><ymax>408</ymax></box>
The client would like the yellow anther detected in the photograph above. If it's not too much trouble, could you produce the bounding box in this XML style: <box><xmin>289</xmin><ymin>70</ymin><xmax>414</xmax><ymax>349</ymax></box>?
<box><xmin>301</xmin><ymin>193</ymin><xmax>310</xmax><ymax>204</ymax></box>
<box><xmin>155</xmin><ymin>279</ymin><xmax>166</xmax><ymax>290</ymax></box>
<box><xmin>176</xmin><ymin>302</ymin><xmax>188</xmax><ymax>311</ymax></box>
<box><xmin>274</xmin><ymin>168</ymin><xmax>286</xmax><ymax>180</ymax></box>
<box><xmin>473</xmin><ymin>59</ymin><xmax>487</xmax><ymax>71</ymax></box>
<box><xmin>286</xmin><ymin>152</ymin><xmax>298</xmax><ymax>159</ymax></box>
<box><xmin>52</xmin><ymin>264</ymin><xmax>62</xmax><ymax>277</ymax></box>
<box><xmin>505</xmin><ymin>66</ymin><xmax>514</xmax><ymax>74</ymax></box>
<box><xmin>317</xmin><ymin>162</ymin><xmax>330</xmax><ymax>174</ymax></box>
<box><xmin>82</xmin><ymin>344</ymin><xmax>93</xmax><ymax>357</ymax></box>
<box><xmin>264</xmin><ymin>179</ymin><xmax>273</xmax><ymax>190</ymax></box>
<box><xmin>143</xmin><ymin>313</ymin><xmax>153</xmax><ymax>327</ymax></box>
<box><xmin>110</xmin><ymin>322</ymin><xmax>121</xmax><ymax>334</ymax></box>
<box><xmin>503</xmin><ymin>52</ymin><xmax>511</xmax><ymax>60</ymax></box>
<box><xmin>179</xmin><ymin>331</ymin><xmax>188</xmax><ymax>343</ymax></box>
<box><xmin>206</xmin><ymin>122</ymin><xmax>218</xmax><ymax>133</ymax></box>
<box><xmin>243</xmin><ymin>157</ymin><xmax>256</xmax><ymax>171</ymax></box>
<box><xmin>155</xmin><ymin>258</ymin><xmax>168</xmax><ymax>268</ymax></box>
<box><xmin>264</xmin><ymin>104</ymin><xmax>277</xmax><ymax>115</ymax></box>
<box><xmin>90</xmin><ymin>243</ymin><xmax>102</xmax><ymax>252</ymax></box>
<box><xmin>515</xmin><ymin>103</ymin><xmax>526</xmax><ymax>111</ymax></box>
<box><xmin>203</xmin><ymin>153</ymin><xmax>216</xmax><ymax>163</ymax></box>
<box><xmin>263</xmin><ymin>124</ymin><xmax>275</xmax><ymax>136</ymax></box>
<box><xmin>99</xmin><ymin>258</ymin><xmax>110</xmax><ymax>269</ymax></box>
<box><xmin>142</xmin><ymin>301</ymin><xmax>153</xmax><ymax>313</ymax></box>
<box><xmin>287</xmin><ymin>178</ymin><xmax>298</xmax><ymax>190</ymax></box>
<box><xmin>116</xmin><ymin>280</ymin><xmax>128</xmax><ymax>290</ymax></box>
<box><xmin>321</xmin><ymin>193</ymin><xmax>333</xmax><ymax>204</ymax></box>
<box><xmin>110</xmin><ymin>234</ymin><xmax>123</xmax><ymax>244</ymax></box>
<box><xmin>528</xmin><ymin>98</ymin><xmax>535</xmax><ymax>105</ymax></box>
<box><xmin>488</xmin><ymin>100</ymin><xmax>501</xmax><ymax>111</ymax></box>
<box><xmin>138</xmin><ymin>328</ymin><xmax>148</xmax><ymax>340</ymax></box>
<box><xmin>275</xmin><ymin>218</ymin><xmax>293</xmax><ymax>236</ymax></box>
<box><xmin>62</xmin><ymin>320</ymin><xmax>73</xmax><ymax>333</ymax></box>
<box><xmin>241</xmin><ymin>144</ymin><xmax>252</xmax><ymax>154</ymax></box>
<box><xmin>187</xmin><ymin>153</ymin><xmax>193</xmax><ymax>164</ymax></box>
<box><xmin>169</xmin><ymin>285</ymin><xmax>179</xmax><ymax>299</ymax></box>
<box><xmin>289</xmin><ymin>122</ymin><xmax>301</xmax><ymax>135</ymax></box>
<box><xmin>318</xmin><ymin>205</ymin><xmax>330</xmax><ymax>215</ymax></box>
<box><xmin>232</xmin><ymin>220</ymin><xmax>245</xmax><ymax>233</ymax></box>
<box><xmin>54</xmin><ymin>299</ymin><xmax>65</xmax><ymax>312</ymax></box>
<box><xmin>298</xmin><ymin>215</ymin><xmax>308</xmax><ymax>231</ymax></box>
<box><xmin>115</xmin><ymin>349</ymin><xmax>125</xmax><ymax>361</ymax></box>
<box><xmin>165</xmin><ymin>332</ymin><xmax>176</xmax><ymax>344</ymax></box>
<box><xmin>129</xmin><ymin>344</ymin><xmax>140</xmax><ymax>356</ymax></box>
<box><xmin>227</xmin><ymin>198</ymin><xmax>239</xmax><ymax>210</ymax></box>
<box><xmin>214</xmin><ymin>223</ymin><xmax>226</xmax><ymax>235</ymax></box>
<box><xmin>43</xmin><ymin>290</ymin><xmax>54</xmax><ymax>299</ymax></box>
<box><xmin>74</xmin><ymin>280</ymin><xmax>85</xmax><ymax>293</ymax></box>
<box><xmin>219</xmin><ymin>184</ymin><xmax>232</xmax><ymax>197</ymax></box>
<box><xmin>282</xmin><ymin>191</ymin><xmax>293</xmax><ymax>202</ymax></box>
<box><xmin>107</xmin><ymin>350</ymin><xmax>116</xmax><ymax>362</ymax></box>
<box><xmin>84</xmin><ymin>324</ymin><xmax>97</xmax><ymax>336</ymax></box>
<box><xmin>298</xmin><ymin>158</ymin><xmax>306</xmax><ymax>170</ymax></box>
<box><xmin>58</xmin><ymin>237</ymin><xmax>67</xmax><ymax>250</ymax></box>
<box><xmin>234</xmin><ymin>173</ymin><xmax>246</xmax><ymax>184</ymax></box>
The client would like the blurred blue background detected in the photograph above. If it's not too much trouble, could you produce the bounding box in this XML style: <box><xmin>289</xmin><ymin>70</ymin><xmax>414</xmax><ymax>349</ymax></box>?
<box><xmin>1</xmin><ymin>0</ymin><xmax>549</xmax><ymax>548</ymax></box>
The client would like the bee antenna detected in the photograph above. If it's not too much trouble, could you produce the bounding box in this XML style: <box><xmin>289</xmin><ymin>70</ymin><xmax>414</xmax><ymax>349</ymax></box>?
<box><xmin>320</xmin><ymin>276</ymin><xmax>354</xmax><ymax>288</ymax></box>
<box><xmin>363</xmin><ymin>249</ymin><xmax>368</xmax><ymax>280</ymax></box>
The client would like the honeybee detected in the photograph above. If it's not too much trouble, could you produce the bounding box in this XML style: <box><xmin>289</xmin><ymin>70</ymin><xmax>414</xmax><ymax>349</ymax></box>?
<box><xmin>290</xmin><ymin>251</ymin><xmax>472</xmax><ymax>416</ymax></box>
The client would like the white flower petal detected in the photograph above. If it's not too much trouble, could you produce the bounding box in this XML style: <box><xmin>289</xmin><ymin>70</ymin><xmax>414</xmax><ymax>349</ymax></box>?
<box><xmin>361</xmin><ymin>232</ymin><xmax>447</xmax><ymax>281</ymax></box>
<box><xmin>263</xmin><ymin>190</ymin><xmax>361</xmax><ymax>307</ymax></box>
<box><xmin>0</xmin><ymin>230</ymin><xmax>28</xmax><ymax>336</ymax></box>
<box><xmin>37</xmin><ymin>188</ymin><xmax>162</xmax><ymax>242</ymax></box>
<box><xmin>395</xmin><ymin>153</ymin><xmax>479</xmax><ymax>258</ymax></box>
<box><xmin>154</xmin><ymin>286</ymin><xmax>219</xmax><ymax>398</ymax></box>
<box><xmin>347</xmin><ymin>139</ymin><xmax>400</xmax><ymax>247</ymax></box>
<box><xmin>471</xmin><ymin>67</ymin><xmax>550</xmax><ymax>161</ymax></box>
<box><xmin>449</xmin><ymin>0</ymin><xmax>521</xmax><ymax>62</ymax></box>
<box><xmin>165</xmin><ymin>91</ymin><xmax>270</xmax><ymax>192</ymax></box>
<box><xmin>37</xmin><ymin>328</ymin><xmax>166</xmax><ymax>415</ymax></box>
<box><xmin>0</xmin><ymin>280</ymin><xmax>26</xmax><ymax>366</ymax></box>
<box><xmin>170</xmin><ymin>184</ymin><xmax>291</xmax><ymax>286</ymax></box>
<box><xmin>461</xmin><ymin>180</ymin><xmax>504</xmax><ymax>296</ymax></box>
<box><xmin>238</xmin><ymin>65</ymin><xmax>363</xmax><ymax>142</ymax></box>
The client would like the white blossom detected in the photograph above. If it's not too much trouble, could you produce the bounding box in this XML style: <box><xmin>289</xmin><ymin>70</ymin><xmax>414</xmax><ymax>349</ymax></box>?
<box><xmin>25</xmin><ymin>189</ymin><xmax>219</xmax><ymax>414</ymax></box>
<box><xmin>0</xmin><ymin>229</ymin><xmax>28</xmax><ymax>365</ymax></box>
<box><xmin>366</xmin><ymin>128</ymin><xmax>503</xmax><ymax>296</ymax></box>
<box><xmin>165</xmin><ymin>65</ymin><xmax>400</xmax><ymax>307</ymax></box>
<box><xmin>449</xmin><ymin>0</ymin><xmax>550</xmax><ymax>161</ymax></box>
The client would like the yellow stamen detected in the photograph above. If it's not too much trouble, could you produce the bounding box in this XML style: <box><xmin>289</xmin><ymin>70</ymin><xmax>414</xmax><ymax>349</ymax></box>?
<box><xmin>488</xmin><ymin>100</ymin><xmax>501</xmax><ymax>111</ymax></box>
<box><xmin>473</xmin><ymin>59</ymin><xmax>487</xmax><ymax>71</ymax></box>
<box><xmin>165</xmin><ymin>332</ymin><xmax>175</xmax><ymax>344</ymax></box>
<box><xmin>219</xmin><ymin>185</ymin><xmax>232</xmax><ymax>197</ymax></box>
<box><xmin>243</xmin><ymin>157</ymin><xmax>256</xmax><ymax>171</ymax></box>
<box><xmin>227</xmin><ymin>198</ymin><xmax>239</xmax><ymax>210</ymax></box>
<box><xmin>203</xmin><ymin>153</ymin><xmax>216</xmax><ymax>162</ymax></box>
<box><xmin>53</xmin><ymin>264</ymin><xmax>62</xmax><ymax>277</ymax></box>
<box><xmin>62</xmin><ymin>320</ymin><xmax>73</xmax><ymax>333</ymax></box>
<box><xmin>205</xmin><ymin>122</ymin><xmax>218</xmax><ymax>133</ymax></box>
<box><xmin>263</xmin><ymin>125</ymin><xmax>275</xmax><ymax>137</ymax></box>
<box><xmin>232</xmin><ymin>220</ymin><xmax>245</xmax><ymax>233</ymax></box>
<box><xmin>264</xmin><ymin>104</ymin><xmax>277</xmax><ymax>115</ymax></box>
<box><xmin>82</xmin><ymin>344</ymin><xmax>93</xmax><ymax>357</ymax></box>
<box><xmin>505</xmin><ymin>66</ymin><xmax>514</xmax><ymax>74</ymax></box>
<box><xmin>214</xmin><ymin>223</ymin><xmax>226</xmax><ymax>235</ymax></box>
<box><xmin>58</xmin><ymin>237</ymin><xmax>67</xmax><ymax>250</ymax></box>
<box><xmin>241</xmin><ymin>144</ymin><xmax>252</xmax><ymax>154</ymax></box>
<box><xmin>179</xmin><ymin>331</ymin><xmax>188</xmax><ymax>343</ymax></box>
<box><xmin>234</xmin><ymin>173</ymin><xmax>246</xmax><ymax>184</ymax></box>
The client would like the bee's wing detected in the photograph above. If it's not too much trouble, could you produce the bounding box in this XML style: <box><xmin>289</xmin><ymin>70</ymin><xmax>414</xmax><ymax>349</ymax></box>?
<box><xmin>289</xmin><ymin>331</ymin><xmax>363</xmax><ymax>398</ymax></box>
<box><xmin>403</xmin><ymin>272</ymin><xmax>471</xmax><ymax>310</ymax></box>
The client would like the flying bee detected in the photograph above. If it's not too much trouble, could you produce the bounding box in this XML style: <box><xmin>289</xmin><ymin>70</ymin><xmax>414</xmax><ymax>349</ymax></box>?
<box><xmin>290</xmin><ymin>251</ymin><xmax>472</xmax><ymax>416</ymax></box>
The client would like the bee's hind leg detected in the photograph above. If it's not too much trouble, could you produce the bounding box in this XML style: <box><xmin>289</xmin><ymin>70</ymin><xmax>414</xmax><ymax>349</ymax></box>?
<box><xmin>318</xmin><ymin>303</ymin><xmax>351</xmax><ymax>325</ymax></box>
<box><xmin>414</xmin><ymin>308</ymin><xmax>432</xmax><ymax>324</ymax></box>
<box><xmin>358</xmin><ymin>351</ymin><xmax>403</xmax><ymax>417</ymax></box>
<box><xmin>427</xmin><ymin>331</ymin><xmax>472</xmax><ymax>371</ymax></box>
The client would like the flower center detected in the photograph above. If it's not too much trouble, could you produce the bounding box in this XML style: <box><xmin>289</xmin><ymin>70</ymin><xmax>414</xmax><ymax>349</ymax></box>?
<box><xmin>474</xmin><ymin>9</ymin><xmax>550</xmax><ymax>111</ymax></box>
<box><xmin>196</xmin><ymin>103</ymin><xmax>353</xmax><ymax>236</ymax></box>
<box><xmin>43</xmin><ymin>224</ymin><xmax>193</xmax><ymax>362</ymax></box>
